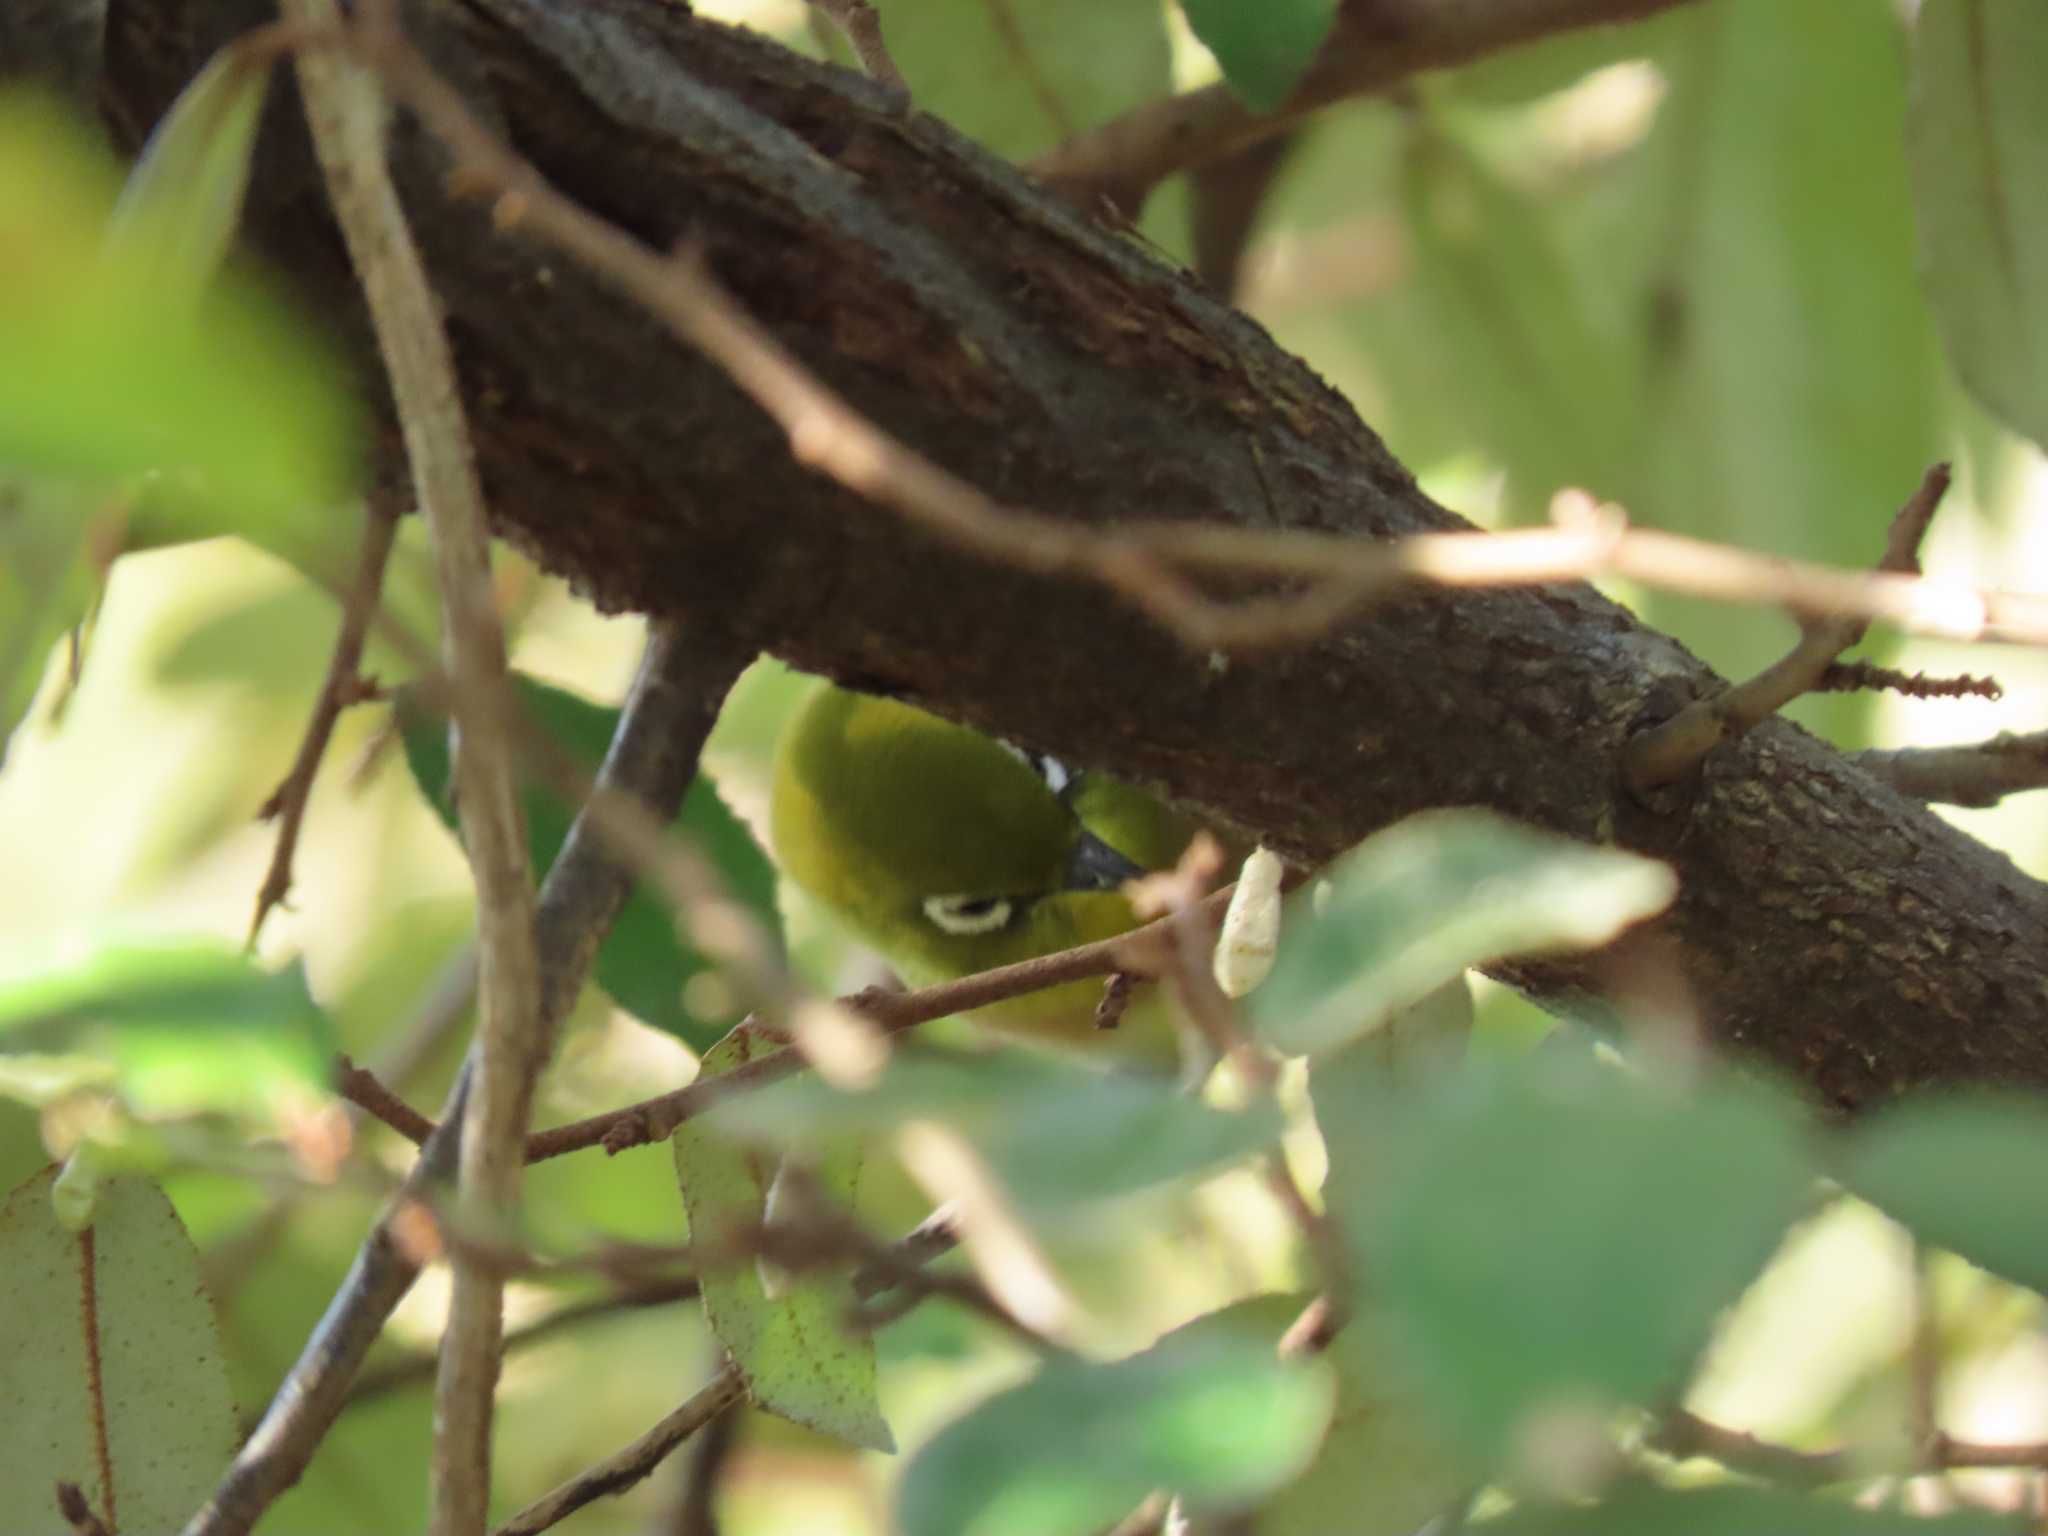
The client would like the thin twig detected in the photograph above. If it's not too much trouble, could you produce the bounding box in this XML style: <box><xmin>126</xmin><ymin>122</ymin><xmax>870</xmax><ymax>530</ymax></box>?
<box><xmin>286</xmin><ymin>7</ymin><xmax>546</xmax><ymax>1526</ymax></box>
<box><xmin>336</xmin><ymin>1055</ymin><xmax>439</xmax><ymax>1144</ymax></box>
<box><xmin>671</xmin><ymin>1393</ymin><xmax>740</xmax><ymax>1536</ymax></box>
<box><xmin>1032</xmin><ymin>0</ymin><xmax>1703</xmax><ymax>210</ymax></box>
<box><xmin>852</xmin><ymin>1205</ymin><xmax>960</xmax><ymax>1299</ymax></box>
<box><xmin>802</xmin><ymin>0</ymin><xmax>906</xmax><ymax>93</ymax></box>
<box><xmin>1623</xmin><ymin>465</ymin><xmax>1952</xmax><ymax>793</ymax></box>
<box><xmin>491</xmin><ymin>1365</ymin><xmax>749</xmax><ymax>1536</ymax></box>
<box><xmin>522</xmin><ymin>888</ymin><xmax>1226</xmax><ymax>1162</ymax></box>
<box><xmin>1815</xmin><ymin>661</ymin><xmax>2002</xmax><ymax>701</ymax></box>
<box><xmin>182</xmin><ymin>623</ymin><xmax>739</xmax><ymax>1536</ymax></box>
<box><xmin>1655</xmin><ymin>1409</ymin><xmax>2048</xmax><ymax>1486</ymax></box>
<box><xmin>250</xmin><ymin>496</ymin><xmax>398</xmax><ymax>944</ymax></box>
<box><xmin>1853</xmin><ymin>730</ymin><xmax>2048</xmax><ymax>809</ymax></box>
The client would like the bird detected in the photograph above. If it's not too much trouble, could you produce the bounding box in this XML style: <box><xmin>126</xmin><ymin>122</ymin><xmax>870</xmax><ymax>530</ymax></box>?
<box><xmin>769</xmin><ymin>680</ymin><xmax>1209</xmax><ymax>1065</ymax></box>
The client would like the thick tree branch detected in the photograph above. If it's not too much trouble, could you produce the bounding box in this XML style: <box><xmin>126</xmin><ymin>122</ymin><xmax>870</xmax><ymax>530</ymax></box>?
<box><xmin>49</xmin><ymin>0</ymin><xmax>2048</xmax><ymax>1112</ymax></box>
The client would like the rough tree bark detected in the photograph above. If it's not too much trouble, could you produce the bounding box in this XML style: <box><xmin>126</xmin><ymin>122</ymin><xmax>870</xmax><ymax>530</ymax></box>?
<box><xmin>10</xmin><ymin>0</ymin><xmax>2045</xmax><ymax>1112</ymax></box>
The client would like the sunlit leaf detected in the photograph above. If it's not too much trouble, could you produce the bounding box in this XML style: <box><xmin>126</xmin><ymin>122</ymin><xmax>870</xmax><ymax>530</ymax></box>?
<box><xmin>108</xmin><ymin>38</ymin><xmax>271</xmax><ymax>300</ymax></box>
<box><xmin>1180</xmin><ymin>0</ymin><xmax>1338</xmax><ymax>113</ymax></box>
<box><xmin>0</xmin><ymin>478</ymin><xmax>103</xmax><ymax>757</ymax></box>
<box><xmin>1346</xmin><ymin>1053</ymin><xmax>1809</xmax><ymax>1460</ymax></box>
<box><xmin>674</xmin><ymin>1023</ymin><xmax>894</xmax><ymax>1451</ymax></box>
<box><xmin>1482</xmin><ymin>1482</ymin><xmax>2020</xmax><ymax>1536</ymax></box>
<box><xmin>877</xmin><ymin>0</ymin><xmax>1170</xmax><ymax>159</ymax></box>
<box><xmin>0</xmin><ymin>90</ymin><xmax>360</xmax><ymax>552</ymax></box>
<box><xmin>1846</xmin><ymin>1091</ymin><xmax>2048</xmax><ymax>1293</ymax></box>
<box><xmin>399</xmin><ymin>671</ymin><xmax>783</xmax><ymax>1049</ymax></box>
<box><xmin>1249</xmin><ymin>811</ymin><xmax>1673</xmax><ymax>1057</ymax></box>
<box><xmin>709</xmin><ymin>1045</ymin><xmax>1281</xmax><ymax>1216</ymax></box>
<box><xmin>897</xmin><ymin>1322</ymin><xmax>1332</xmax><ymax>1536</ymax></box>
<box><xmin>1907</xmin><ymin>0</ymin><xmax>2048</xmax><ymax>450</ymax></box>
<box><xmin>0</xmin><ymin>939</ymin><xmax>334</xmax><ymax>1120</ymax></box>
<box><xmin>0</xmin><ymin>1166</ymin><xmax>239</xmax><ymax>1533</ymax></box>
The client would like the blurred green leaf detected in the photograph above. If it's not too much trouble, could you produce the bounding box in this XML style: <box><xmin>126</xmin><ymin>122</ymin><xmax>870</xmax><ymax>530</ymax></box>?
<box><xmin>1907</xmin><ymin>0</ymin><xmax>2048</xmax><ymax>451</ymax></box>
<box><xmin>1634</xmin><ymin>0</ymin><xmax>1942</xmax><ymax>692</ymax></box>
<box><xmin>710</xmin><ymin>1045</ymin><xmax>1281</xmax><ymax>1216</ymax></box>
<box><xmin>0</xmin><ymin>1166</ymin><xmax>239</xmax><ymax>1531</ymax></box>
<box><xmin>0</xmin><ymin>939</ymin><xmax>334</xmax><ymax>1120</ymax></box>
<box><xmin>897</xmin><ymin>1322</ymin><xmax>1332</xmax><ymax>1536</ymax></box>
<box><xmin>107</xmin><ymin>39</ymin><xmax>270</xmax><ymax>300</ymax></box>
<box><xmin>1179</xmin><ymin>0</ymin><xmax>1337</xmax><ymax>113</ymax></box>
<box><xmin>878</xmin><ymin>0</ymin><xmax>1170</xmax><ymax>158</ymax></box>
<box><xmin>1348</xmin><ymin>1054</ymin><xmax>1809</xmax><ymax>1461</ymax></box>
<box><xmin>1250</xmin><ymin>811</ymin><xmax>1673</xmax><ymax>1057</ymax></box>
<box><xmin>0</xmin><ymin>478</ymin><xmax>103</xmax><ymax>756</ymax></box>
<box><xmin>1262</xmin><ymin>1311</ymin><xmax>1472</xmax><ymax>1536</ymax></box>
<box><xmin>674</xmin><ymin>1023</ymin><xmax>894</xmax><ymax>1451</ymax></box>
<box><xmin>0</xmin><ymin>89</ymin><xmax>360</xmax><ymax>558</ymax></box>
<box><xmin>1482</xmin><ymin>1483</ymin><xmax>2021</xmax><ymax>1536</ymax></box>
<box><xmin>398</xmin><ymin>671</ymin><xmax>783</xmax><ymax>1049</ymax></box>
<box><xmin>1846</xmin><ymin>1092</ymin><xmax>2048</xmax><ymax>1293</ymax></box>
<box><xmin>1394</xmin><ymin>119</ymin><xmax>1639</xmax><ymax>515</ymax></box>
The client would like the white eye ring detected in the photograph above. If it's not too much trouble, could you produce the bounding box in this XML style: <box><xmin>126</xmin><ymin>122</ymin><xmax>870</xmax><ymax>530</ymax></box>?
<box><xmin>922</xmin><ymin>893</ymin><xmax>1014</xmax><ymax>935</ymax></box>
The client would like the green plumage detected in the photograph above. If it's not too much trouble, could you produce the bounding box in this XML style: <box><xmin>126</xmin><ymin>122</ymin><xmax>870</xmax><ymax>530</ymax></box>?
<box><xmin>770</xmin><ymin>682</ymin><xmax>1202</xmax><ymax>1060</ymax></box>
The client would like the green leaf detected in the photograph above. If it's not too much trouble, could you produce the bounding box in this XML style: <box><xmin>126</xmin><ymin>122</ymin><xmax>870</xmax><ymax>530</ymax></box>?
<box><xmin>0</xmin><ymin>89</ymin><xmax>360</xmax><ymax>551</ymax></box>
<box><xmin>1348</xmin><ymin>1055</ymin><xmax>1810</xmax><ymax>1461</ymax></box>
<box><xmin>398</xmin><ymin>672</ymin><xmax>783</xmax><ymax>1048</ymax></box>
<box><xmin>897</xmin><ymin>1323</ymin><xmax>1332</xmax><ymax>1536</ymax></box>
<box><xmin>877</xmin><ymin>0</ymin><xmax>1171</xmax><ymax>158</ymax></box>
<box><xmin>1846</xmin><ymin>1092</ymin><xmax>2048</xmax><ymax>1293</ymax></box>
<box><xmin>1482</xmin><ymin>1483</ymin><xmax>2021</xmax><ymax>1536</ymax></box>
<box><xmin>1264</xmin><ymin>1319</ymin><xmax>1472</xmax><ymax>1536</ymax></box>
<box><xmin>1179</xmin><ymin>0</ymin><xmax>1337</xmax><ymax>113</ymax></box>
<box><xmin>0</xmin><ymin>1166</ymin><xmax>240</xmax><ymax>1533</ymax></box>
<box><xmin>108</xmin><ymin>38</ymin><xmax>271</xmax><ymax>300</ymax></box>
<box><xmin>0</xmin><ymin>939</ymin><xmax>334</xmax><ymax>1121</ymax></box>
<box><xmin>1907</xmin><ymin>0</ymin><xmax>2048</xmax><ymax>449</ymax></box>
<box><xmin>709</xmin><ymin>1046</ymin><xmax>1282</xmax><ymax>1216</ymax></box>
<box><xmin>0</xmin><ymin>478</ymin><xmax>102</xmax><ymax>757</ymax></box>
<box><xmin>1250</xmin><ymin>811</ymin><xmax>1674</xmax><ymax>1057</ymax></box>
<box><xmin>674</xmin><ymin>1023</ymin><xmax>894</xmax><ymax>1451</ymax></box>
<box><xmin>1633</xmin><ymin>0</ymin><xmax>1943</xmax><ymax>694</ymax></box>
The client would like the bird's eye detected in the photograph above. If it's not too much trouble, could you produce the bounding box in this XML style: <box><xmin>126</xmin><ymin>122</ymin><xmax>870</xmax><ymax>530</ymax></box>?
<box><xmin>922</xmin><ymin>893</ymin><xmax>1015</xmax><ymax>935</ymax></box>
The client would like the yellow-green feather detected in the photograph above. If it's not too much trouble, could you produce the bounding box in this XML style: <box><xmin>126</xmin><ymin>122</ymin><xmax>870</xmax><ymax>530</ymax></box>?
<box><xmin>770</xmin><ymin>683</ymin><xmax>1192</xmax><ymax>1062</ymax></box>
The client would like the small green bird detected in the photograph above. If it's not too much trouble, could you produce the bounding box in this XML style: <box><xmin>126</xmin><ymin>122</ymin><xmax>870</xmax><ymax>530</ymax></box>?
<box><xmin>770</xmin><ymin>681</ymin><xmax>1206</xmax><ymax>1064</ymax></box>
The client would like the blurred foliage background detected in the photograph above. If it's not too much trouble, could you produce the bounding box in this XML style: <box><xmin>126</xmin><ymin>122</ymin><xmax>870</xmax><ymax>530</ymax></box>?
<box><xmin>7</xmin><ymin>0</ymin><xmax>2048</xmax><ymax>1530</ymax></box>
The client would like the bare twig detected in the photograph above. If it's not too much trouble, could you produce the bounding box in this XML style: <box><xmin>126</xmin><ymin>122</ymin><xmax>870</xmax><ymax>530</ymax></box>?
<box><xmin>250</xmin><ymin>497</ymin><xmax>398</xmax><ymax>943</ymax></box>
<box><xmin>286</xmin><ymin>7</ymin><xmax>546</xmax><ymax>1526</ymax></box>
<box><xmin>1815</xmin><ymin>661</ymin><xmax>2002</xmax><ymax>701</ymax></box>
<box><xmin>491</xmin><ymin>1365</ymin><xmax>748</xmax><ymax>1536</ymax></box>
<box><xmin>802</xmin><ymin>0</ymin><xmax>906</xmax><ymax>93</ymax></box>
<box><xmin>346</xmin><ymin>27</ymin><xmax>2048</xmax><ymax>660</ymax></box>
<box><xmin>182</xmin><ymin>623</ymin><xmax>739</xmax><ymax>1536</ymax></box>
<box><xmin>336</xmin><ymin>1055</ymin><xmax>438</xmax><ymax>1145</ymax></box>
<box><xmin>852</xmin><ymin>1205</ymin><xmax>961</xmax><ymax>1299</ymax></box>
<box><xmin>1853</xmin><ymin>730</ymin><xmax>2048</xmax><ymax>809</ymax></box>
<box><xmin>1624</xmin><ymin>465</ymin><xmax>1952</xmax><ymax>794</ymax></box>
<box><xmin>522</xmin><ymin>888</ymin><xmax>1227</xmax><ymax>1163</ymax></box>
<box><xmin>1655</xmin><ymin>1409</ymin><xmax>2048</xmax><ymax>1486</ymax></box>
<box><xmin>1033</xmin><ymin>0</ymin><xmax>1703</xmax><ymax>211</ymax></box>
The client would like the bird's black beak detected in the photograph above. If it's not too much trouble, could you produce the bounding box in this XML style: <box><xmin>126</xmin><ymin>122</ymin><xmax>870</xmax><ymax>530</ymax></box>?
<box><xmin>1065</xmin><ymin>828</ymin><xmax>1147</xmax><ymax>892</ymax></box>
